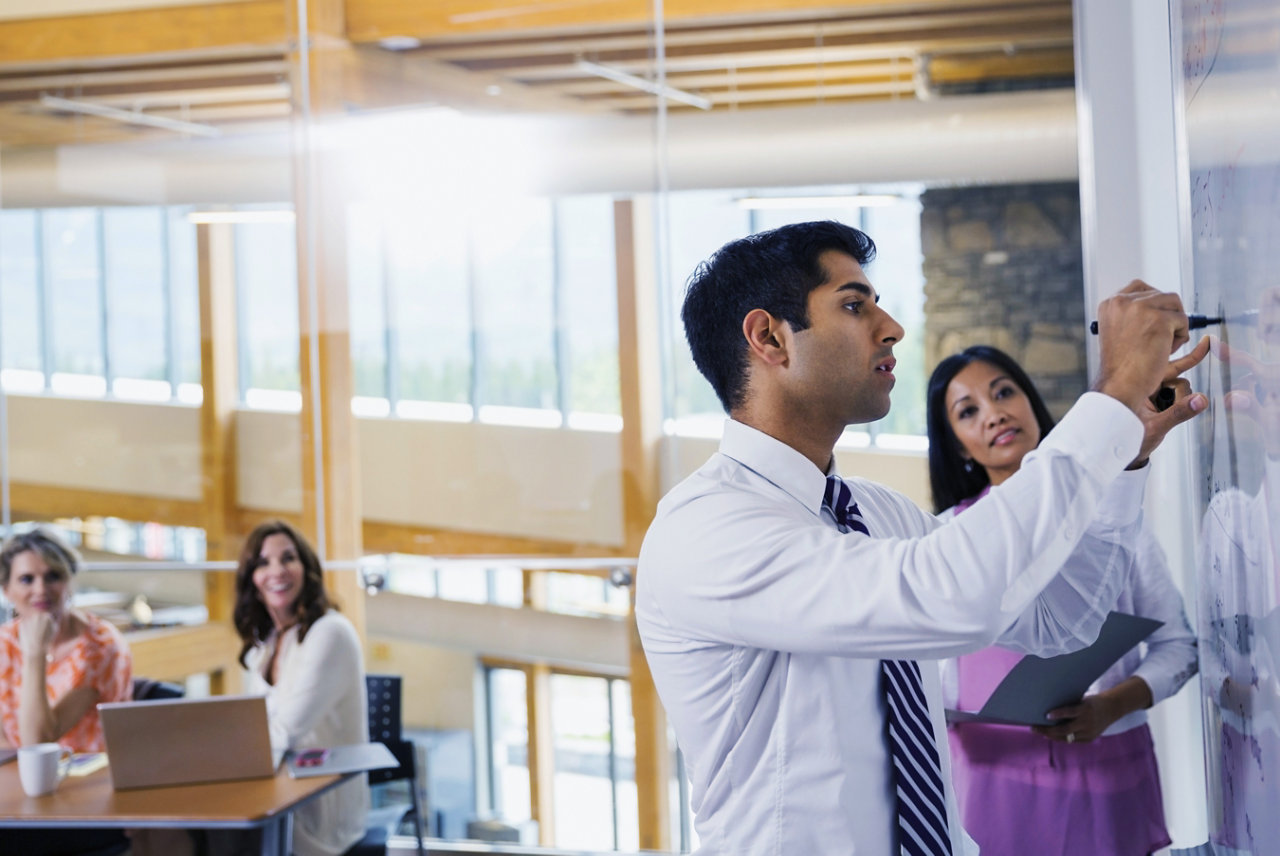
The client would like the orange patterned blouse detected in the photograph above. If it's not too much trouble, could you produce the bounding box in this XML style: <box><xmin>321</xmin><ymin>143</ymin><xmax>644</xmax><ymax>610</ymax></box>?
<box><xmin>0</xmin><ymin>612</ymin><xmax>132</xmax><ymax>752</ymax></box>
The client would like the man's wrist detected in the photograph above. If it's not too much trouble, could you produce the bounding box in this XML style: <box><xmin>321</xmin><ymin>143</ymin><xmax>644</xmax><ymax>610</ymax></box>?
<box><xmin>1093</xmin><ymin>378</ymin><xmax>1147</xmax><ymax>416</ymax></box>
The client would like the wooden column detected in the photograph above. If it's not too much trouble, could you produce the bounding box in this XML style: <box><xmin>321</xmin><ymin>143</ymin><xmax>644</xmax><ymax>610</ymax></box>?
<box><xmin>288</xmin><ymin>0</ymin><xmax>366</xmax><ymax>639</ymax></box>
<box><xmin>526</xmin><ymin>662</ymin><xmax>556</xmax><ymax>846</ymax></box>
<box><xmin>197</xmin><ymin>221</ymin><xmax>244</xmax><ymax>695</ymax></box>
<box><xmin>615</xmin><ymin>197</ymin><xmax>672</xmax><ymax>851</ymax></box>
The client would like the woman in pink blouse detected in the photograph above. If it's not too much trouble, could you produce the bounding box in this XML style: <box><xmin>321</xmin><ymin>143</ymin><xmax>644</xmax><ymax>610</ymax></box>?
<box><xmin>927</xmin><ymin>346</ymin><xmax>1198</xmax><ymax>856</ymax></box>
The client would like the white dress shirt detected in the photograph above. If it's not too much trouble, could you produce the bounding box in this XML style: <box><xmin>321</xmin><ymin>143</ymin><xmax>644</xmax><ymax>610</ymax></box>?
<box><xmin>245</xmin><ymin>611</ymin><xmax>370</xmax><ymax>856</ymax></box>
<box><xmin>937</xmin><ymin>523</ymin><xmax>1198</xmax><ymax>735</ymax></box>
<box><xmin>636</xmin><ymin>392</ymin><xmax>1148</xmax><ymax>855</ymax></box>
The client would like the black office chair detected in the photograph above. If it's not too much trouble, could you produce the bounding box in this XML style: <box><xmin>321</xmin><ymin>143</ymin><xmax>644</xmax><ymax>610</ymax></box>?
<box><xmin>344</xmin><ymin>675</ymin><xmax>426</xmax><ymax>856</ymax></box>
<box><xmin>131</xmin><ymin>677</ymin><xmax>185</xmax><ymax>701</ymax></box>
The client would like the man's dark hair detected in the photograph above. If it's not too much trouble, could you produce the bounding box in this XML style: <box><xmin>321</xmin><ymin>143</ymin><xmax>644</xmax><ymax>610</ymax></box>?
<box><xmin>681</xmin><ymin>220</ymin><xmax>876</xmax><ymax>412</ymax></box>
<box><xmin>925</xmin><ymin>345</ymin><xmax>1058</xmax><ymax>512</ymax></box>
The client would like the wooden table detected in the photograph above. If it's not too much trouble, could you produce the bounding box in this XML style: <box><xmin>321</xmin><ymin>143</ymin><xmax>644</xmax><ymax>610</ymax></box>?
<box><xmin>0</xmin><ymin>762</ymin><xmax>347</xmax><ymax>856</ymax></box>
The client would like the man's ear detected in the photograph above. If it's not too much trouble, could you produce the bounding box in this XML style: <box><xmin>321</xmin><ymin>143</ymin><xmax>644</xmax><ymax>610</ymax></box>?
<box><xmin>743</xmin><ymin>309</ymin><xmax>790</xmax><ymax>367</ymax></box>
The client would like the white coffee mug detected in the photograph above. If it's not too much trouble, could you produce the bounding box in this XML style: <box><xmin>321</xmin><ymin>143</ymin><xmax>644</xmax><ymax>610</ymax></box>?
<box><xmin>17</xmin><ymin>742</ymin><xmax>71</xmax><ymax>797</ymax></box>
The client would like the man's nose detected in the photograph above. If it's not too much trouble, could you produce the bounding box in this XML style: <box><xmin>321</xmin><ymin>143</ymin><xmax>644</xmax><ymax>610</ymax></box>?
<box><xmin>880</xmin><ymin>309</ymin><xmax>906</xmax><ymax>343</ymax></box>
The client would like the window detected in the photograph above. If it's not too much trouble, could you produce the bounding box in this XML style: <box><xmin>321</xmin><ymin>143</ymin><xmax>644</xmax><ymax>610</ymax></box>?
<box><xmin>661</xmin><ymin>186</ymin><xmax>928</xmax><ymax>444</ymax></box>
<box><xmin>104</xmin><ymin>207</ymin><xmax>169</xmax><ymax>398</ymax></box>
<box><xmin>662</xmin><ymin>191</ymin><xmax>750</xmax><ymax>431</ymax></box>
<box><xmin>558</xmin><ymin>195</ymin><xmax>621</xmax><ymax>427</ymax></box>
<box><xmin>168</xmin><ymin>208</ymin><xmax>202</xmax><ymax>401</ymax></box>
<box><xmin>0</xmin><ymin>205</ymin><xmax>202</xmax><ymax>403</ymax></box>
<box><xmin>235</xmin><ymin>215</ymin><xmax>300</xmax><ymax>407</ymax></box>
<box><xmin>485</xmin><ymin>667</ymin><xmax>532</xmax><ymax>825</ymax></box>
<box><xmin>43</xmin><ymin>208</ymin><xmax>105</xmax><ymax>393</ymax></box>
<box><xmin>348</xmin><ymin>202</ymin><xmax>389</xmax><ymax>406</ymax></box>
<box><xmin>483</xmin><ymin>666</ymin><xmax>637</xmax><ymax>850</ymax></box>
<box><xmin>474</xmin><ymin>197</ymin><xmax>558</xmax><ymax>419</ymax></box>
<box><xmin>389</xmin><ymin>205</ymin><xmax>473</xmax><ymax>415</ymax></box>
<box><xmin>0</xmin><ymin>210</ymin><xmax>43</xmax><ymax>389</ymax></box>
<box><xmin>862</xmin><ymin>197</ymin><xmax>926</xmax><ymax>446</ymax></box>
<box><xmin>344</xmin><ymin>194</ymin><xmax>622</xmax><ymax>428</ymax></box>
<box><xmin>550</xmin><ymin>673</ymin><xmax>637</xmax><ymax>851</ymax></box>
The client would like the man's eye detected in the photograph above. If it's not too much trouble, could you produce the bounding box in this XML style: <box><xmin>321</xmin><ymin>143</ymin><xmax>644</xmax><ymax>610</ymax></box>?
<box><xmin>844</xmin><ymin>302</ymin><xmax>863</xmax><ymax>314</ymax></box>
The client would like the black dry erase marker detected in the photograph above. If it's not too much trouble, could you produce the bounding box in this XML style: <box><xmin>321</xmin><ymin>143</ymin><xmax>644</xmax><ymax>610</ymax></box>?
<box><xmin>1089</xmin><ymin>309</ymin><xmax>1259</xmax><ymax>334</ymax></box>
<box><xmin>1154</xmin><ymin>387</ymin><xmax>1176</xmax><ymax>412</ymax></box>
<box><xmin>1089</xmin><ymin>314</ymin><xmax>1223</xmax><ymax>335</ymax></box>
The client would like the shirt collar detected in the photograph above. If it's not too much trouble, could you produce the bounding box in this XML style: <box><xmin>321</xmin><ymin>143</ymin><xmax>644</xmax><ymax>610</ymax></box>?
<box><xmin>719</xmin><ymin>419</ymin><xmax>834</xmax><ymax>517</ymax></box>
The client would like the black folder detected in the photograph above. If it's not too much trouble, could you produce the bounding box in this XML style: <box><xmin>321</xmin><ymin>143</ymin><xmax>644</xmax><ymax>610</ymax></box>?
<box><xmin>945</xmin><ymin>611</ymin><xmax>1162</xmax><ymax>727</ymax></box>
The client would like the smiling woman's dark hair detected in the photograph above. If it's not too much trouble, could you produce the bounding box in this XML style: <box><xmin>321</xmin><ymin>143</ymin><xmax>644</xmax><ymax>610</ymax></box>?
<box><xmin>233</xmin><ymin>520</ymin><xmax>334</xmax><ymax>668</ymax></box>
<box><xmin>926</xmin><ymin>345</ymin><xmax>1057</xmax><ymax>513</ymax></box>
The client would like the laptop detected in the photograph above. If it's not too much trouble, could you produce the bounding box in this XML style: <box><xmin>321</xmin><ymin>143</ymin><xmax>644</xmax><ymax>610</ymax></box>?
<box><xmin>99</xmin><ymin>695</ymin><xmax>279</xmax><ymax>790</ymax></box>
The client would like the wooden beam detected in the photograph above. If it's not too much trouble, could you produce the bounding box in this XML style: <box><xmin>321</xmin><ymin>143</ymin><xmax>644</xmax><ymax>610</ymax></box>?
<box><xmin>346</xmin><ymin>0</ymin><xmax>1068</xmax><ymax>42</ymax></box>
<box><xmin>583</xmin><ymin>78</ymin><xmax>917</xmax><ymax>109</ymax></box>
<box><xmin>8</xmin><ymin>482</ymin><xmax>203</xmax><ymax>528</ymax></box>
<box><xmin>552</xmin><ymin>58</ymin><xmax>915</xmax><ymax>94</ymax></box>
<box><xmin>484</xmin><ymin>25</ymin><xmax>1072</xmax><ymax>80</ymax></box>
<box><xmin>362</xmin><ymin>519</ymin><xmax>630</xmax><ymax>558</ymax></box>
<box><xmin>614</xmin><ymin>197</ymin><xmax>670</xmax><ymax>851</ymax></box>
<box><xmin>290</xmin><ymin>0</ymin><xmax>366</xmax><ymax>639</ymax></box>
<box><xmin>526</xmin><ymin>662</ymin><xmax>556</xmax><ymax>846</ymax></box>
<box><xmin>0</xmin><ymin>1</ymin><xmax>287</xmax><ymax>66</ymax></box>
<box><xmin>197</xmin><ymin>221</ymin><xmax>241</xmax><ymax>666</ymax></box>
<box><xmin>234</xmin><ymin>507</ymin><xmax>307</xmax><ymax>538</ymax></box>
<box><xmin>128</xmin><ymin>621</ymin><xmax>242</xmax><ymax>693</ymax></box>
<box><xmin>5</xmin><ymin>483</ymin><xmax>627</xmax><ymax>564</ymax></box>
<box><xmin>415</xmin><ymin>5</ymin><xmax>1070</xmax><ymax>61</ymax></box>
<box><xmin>927</xmin><ymin>46</ymin><xmax>1074</xmax><ymax>84</ymax></box>
<box><xmin>0</xmin><ymin>59</ymin><xmax>289</xmax><ymax>93</ymax></box>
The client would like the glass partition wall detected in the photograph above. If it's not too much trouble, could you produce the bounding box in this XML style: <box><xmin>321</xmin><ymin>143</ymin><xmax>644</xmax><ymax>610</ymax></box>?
<box><xmin>0</xmin><ymin>0</ymin><xmax>1079</xmax><ymax>852</ymax></box>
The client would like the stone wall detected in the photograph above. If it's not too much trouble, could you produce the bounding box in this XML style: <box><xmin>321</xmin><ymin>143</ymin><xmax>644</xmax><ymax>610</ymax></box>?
<box><xmin>921</xmin><ymin>182</ymin><xmax>1087</xmax><ymax>419</ymax></box>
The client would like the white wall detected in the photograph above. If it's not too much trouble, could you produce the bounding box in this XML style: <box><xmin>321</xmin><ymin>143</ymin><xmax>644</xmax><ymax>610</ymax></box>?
<box><xmin>8</xmin><ymin>394</ymin><xmax>201</xmax><ymax>499</ymax></box>
<box><xmin>5</xmin><ymin>392</ymin><xmax>932</xmax><ymax>542</ymax></box>
<box><xmin>367</xmin><ymin>592</ymin><xmax>629</xmax><ymax>675</ymax></box>
<box><xmin>357</xmin><ymin>417</ymin><xmax>625</xmax><ymax>546</ymax></box>
<box><xmin>367</xmin><ymin>636</ymin><xmax>480</xmax><ymax>731</ymax></box>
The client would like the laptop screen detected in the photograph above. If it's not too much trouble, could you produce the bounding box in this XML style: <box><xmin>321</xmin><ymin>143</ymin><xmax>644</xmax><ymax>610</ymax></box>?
<box><xmin>99</xmin><ymin>695</ymin><xmax>276</xmax><ymax>790</ymax></box>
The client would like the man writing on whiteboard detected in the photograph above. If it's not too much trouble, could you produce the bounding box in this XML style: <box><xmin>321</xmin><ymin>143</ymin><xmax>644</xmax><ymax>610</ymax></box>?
<box><xmin>635</xmin><ymin>220</ymin><xmax>1208</xmax><ymax>854</ymax></box>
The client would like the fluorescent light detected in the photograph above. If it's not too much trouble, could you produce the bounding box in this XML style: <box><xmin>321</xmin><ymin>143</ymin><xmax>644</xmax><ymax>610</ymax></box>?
<box><xmin>40</xmin><ymin>94</ymin><xmax>221</xmax><ymax>137</ymax></box>
<box><xmin>187</xmin><ymin>210</ymin><xmax>296</xmax><ymax>224</ymax></box>
<box><xmin>575</xmin><ymin>59</ymin><xmax>712</xmax><ymax>110</ymax></box>
<box><xmin>736</xmin><ymin>194</ymin><xmax>901</xmax><ymax>210</ymax></box>
<box><xmin>378</xmin><ymin>36</ymin><xmax>423</xmax><ymax>51</ymax></box>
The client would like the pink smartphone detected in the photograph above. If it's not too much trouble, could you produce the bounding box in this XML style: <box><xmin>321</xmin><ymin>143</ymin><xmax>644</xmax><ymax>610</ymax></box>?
<box><xmin>295</xmin><ymin>748</ymin><xmax>329</xmax><ymax>768</ymax></box>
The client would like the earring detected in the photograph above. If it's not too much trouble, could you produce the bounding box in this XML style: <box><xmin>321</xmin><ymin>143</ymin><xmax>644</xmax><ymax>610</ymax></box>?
<box><xmin>963</xmin><ymin>459</ymin><xmax>974</xmax><ymax>473</ymax></box>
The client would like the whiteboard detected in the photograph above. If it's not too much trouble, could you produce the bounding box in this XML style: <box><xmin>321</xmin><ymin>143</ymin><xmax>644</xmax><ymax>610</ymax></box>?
<box><xmin>1176</xmin><ymin>1</ymin><xmax>1280</xmax><ymax>852</ymax></box>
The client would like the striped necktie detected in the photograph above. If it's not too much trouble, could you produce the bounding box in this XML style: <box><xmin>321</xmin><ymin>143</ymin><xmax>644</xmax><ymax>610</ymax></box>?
<box><xmin>823</xmin><ymin>475</ymin><xmax>953</xmax><ymax>856</ymax></box>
